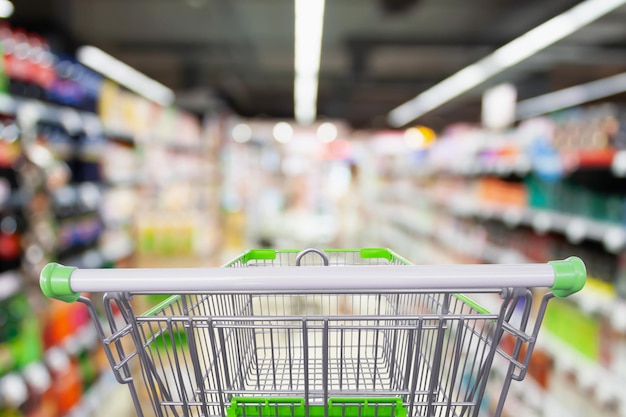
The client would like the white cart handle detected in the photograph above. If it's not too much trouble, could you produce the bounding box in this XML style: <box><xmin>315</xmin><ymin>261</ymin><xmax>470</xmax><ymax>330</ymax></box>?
<box><xmin>41</xmin><ymin>257</ymin><xmax>585</xmax><ymax>303</ymax></box>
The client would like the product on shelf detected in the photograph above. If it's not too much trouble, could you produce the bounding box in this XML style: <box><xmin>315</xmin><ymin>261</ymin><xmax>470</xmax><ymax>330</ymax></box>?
<box><xmin>44</xmin><ymin>348</ymin><xmax>82</xmax><ymax>417</ymax></box>
<box><xmin>0</xmin><ymin>21</ymin><xmax>223</xmax><ymax>417</ymax></box>
<box><xmin>477</xmin><ymin>177</ymin><xmax>527</xmax><ymax>208</ymax></box>
<box><xmin>0</xmin><ymin>115</ymin><xmax>23</xmax><ymax>274</ymax></box>
<box><xmin>0</xmin><ymin>285</ymin><xmax>49</xmax><ymax>417</ymax></box>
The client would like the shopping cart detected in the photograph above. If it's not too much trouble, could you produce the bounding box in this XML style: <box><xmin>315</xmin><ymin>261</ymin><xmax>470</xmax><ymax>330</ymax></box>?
<box><xmin>39</xmin><ymin>248</ymin><xmax>586</xmax><ymax>417</ymax></box>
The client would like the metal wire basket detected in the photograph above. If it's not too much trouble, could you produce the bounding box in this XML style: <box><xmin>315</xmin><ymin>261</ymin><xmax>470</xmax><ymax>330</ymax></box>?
<box><xmin>40</xmin><ymin>248</ymin><xmax>586</xmax><ymax>417</ymax></box>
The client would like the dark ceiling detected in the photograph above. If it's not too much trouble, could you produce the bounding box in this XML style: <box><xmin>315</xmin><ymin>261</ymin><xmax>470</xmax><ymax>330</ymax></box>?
<box><xmin>10</xmin><ymin>0</ymin><xmax>626</xmax><ymax>130</ymax></box>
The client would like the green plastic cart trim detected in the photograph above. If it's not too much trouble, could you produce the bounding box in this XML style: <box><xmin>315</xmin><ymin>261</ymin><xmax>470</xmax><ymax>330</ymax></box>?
<box><xmin>228</xmin><ymin>248</ymin><xmax>409</xmax><ymax>265</ymax></box>
<box><xmin>40</xmin><ymin>263</ymin><xmax>79</xmax><ymax>303</ymax></box>
<box><xmin>145</xmin><ymin>248</ymin><xmax>409</xmax><ymax>316</ymax></box>
<box><xmin>549</xmin><ymin>256</ymin><xmax>587</xmax><ymax>298</ymax></box>
<box><xmin>454</xmin><ymin>294</ymin><xmax>491</xmax><ymax>315</ymax></box>
<box><xmin>142</xmin><ymin>295</ymin><xmax>182</xmax><ymax>316</ymax></box>
<box><xmin>38</xmin><ymin>250</ymin><xmax>585</xmax><ymax>315</ymax></box>
<box><xmin>226</xmin><ymin>397</ymin><xmax>407</xmax><ymax>417</ymax></box>
<box><xmin>221</xmin><ymin>248</ymin><xmax>492</xmax><ymax>315</ymax></box>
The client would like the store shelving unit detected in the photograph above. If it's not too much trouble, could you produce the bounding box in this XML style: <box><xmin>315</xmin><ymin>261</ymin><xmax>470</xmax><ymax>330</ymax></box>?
<box><xmin>362</xmin><ymin>115</ymin><xmax>626</xmax><ymax>417</ymax></box>
<box><xmin>0</xmin><ymin>24</ymin><xmax>219</xmax><ymax>417</ymax></box>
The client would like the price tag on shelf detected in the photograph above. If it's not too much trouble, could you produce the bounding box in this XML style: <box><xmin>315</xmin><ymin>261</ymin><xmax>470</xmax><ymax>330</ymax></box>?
<box><xmin>612</xmin><ymin>301</ymin><xmax>626</xmax><ymax>332</ymax></box>
<box><xmin>604</xmin><ymin>227</ymin><xmax>626</xmax><ymax>254</ymax></box>
<box><xmin>611</xmin><ymin>150</ymin><xmax>626</xmax><ymax>177</ymax></box>
<box><xmin>503</xmin><ymin>209</ymin><xmax>523</xmax><ymax>228</ymax></box>
<box><xmin>565</xmin><ymin>218</ymin><xmax>587</xmax><ymax>244</ymax></box>
<box><xmin>532</xmin><ymin>212</ymin><xmax>552</xmax><ymax>234</ymax></box>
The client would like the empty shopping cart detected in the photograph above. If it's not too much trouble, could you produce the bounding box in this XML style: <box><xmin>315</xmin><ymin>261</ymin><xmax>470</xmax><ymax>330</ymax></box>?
<box><xmin>40</xmin><ymin>248</ymin><xmax>586</xmax><ymax>417</ymax></box>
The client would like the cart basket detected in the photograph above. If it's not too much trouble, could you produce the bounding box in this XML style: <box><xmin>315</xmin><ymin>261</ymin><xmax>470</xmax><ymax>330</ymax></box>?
<box><xmin>40</xmin><ymin>248</ymin><xmax>586</xmax><ymax>417</ymax></box>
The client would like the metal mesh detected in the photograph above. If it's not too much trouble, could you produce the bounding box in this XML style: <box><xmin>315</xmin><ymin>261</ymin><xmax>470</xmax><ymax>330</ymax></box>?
<box><xmin>99</xmin><ymin>250</ymin><xmax>517</xmax><ymax>417</ymax></box>
<box><xmin>230</xmin><ymin>250</ymin><xmax>406</xmax><ymax>268</ymax></box>
<box><xmin>127</xmin><ymin>291</ymin><xmax>503</xmax><ymax>417</ymax></box>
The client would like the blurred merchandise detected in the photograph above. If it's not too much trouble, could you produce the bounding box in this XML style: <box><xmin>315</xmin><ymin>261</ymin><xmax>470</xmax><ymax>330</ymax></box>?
<box><xmin>0</xmin><ymin>22</ymin><xmax>220</xmax><ymax>417</ymax></box>
<box><xmin>363</xmin><ymin>108</ymin><xmax>626</xmax><ymax>416</ymax></box>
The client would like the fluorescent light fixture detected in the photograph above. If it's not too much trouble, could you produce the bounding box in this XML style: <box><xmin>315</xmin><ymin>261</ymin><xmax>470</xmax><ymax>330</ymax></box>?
<box><xmin>294</xmin><ymin>0</ymin><xmax>325</xmax><ymax>125</ymax></box>
<box><xmin>0</xmin><ymin>1</ymin><xmax>14</xmax><ymax>18</ymax></box>
<box><xmin>295</xmin><ymin>74</ymin><xmax>319</xmax><ymax>125</ymax></box>
<box><xmin>388</xmin><ymin>0</ymin><xmax>626</xmax><ymax>127</ymax></box>
<box><xmin>516</xmin><ymin>72</ymin><xmax>626</xmax><ymax>119</ymax></box>
<box><xmin>77</xmin><ymin>45</ymin><xmax>175</xmax><ymax>106</ymax></box>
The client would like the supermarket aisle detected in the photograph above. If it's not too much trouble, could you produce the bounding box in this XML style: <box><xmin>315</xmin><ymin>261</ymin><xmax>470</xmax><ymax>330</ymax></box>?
<box><xmin>2</xmin><ymin>1</ymin><xmax>626</xmax><ymax>417</ymax></box>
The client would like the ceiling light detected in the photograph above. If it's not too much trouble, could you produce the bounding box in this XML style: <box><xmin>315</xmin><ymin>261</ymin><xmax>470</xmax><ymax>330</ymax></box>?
<box><xmin>404</xmin><ymin>127</ymin><xmax>425</xmax><ymax>149</ymax></box>
<box><xmin>295</xmin><ymin>74</ymin><xmax>319</xmax><ymax>125</ymax></box>
<box><xmin>317</xmin><ymin>122</ymin><xmax>338</xmax><ymax>143</ymax></box>
<box><xmin>0</xmin><ymin>1</ymin><xmax>13</xmax><ymax>18</ymax></box>
<box><xmin>516</xmin><ymin>72</ymin><xmax>626</xmax><ymax>120</ymax></box>
<box><xmin>388</xmin><ymin>0</ymin><xmax>626</xmax><ymax>127</ymax></box>
<box><xmin>294</xmin><ymin>0</ymin><xmax>325</xmax><ymax>125</ymax></box>
<box><xmin>232</xmin><ymin>123</ymin><xmax>252</xmax><ymax>143</ymax></box>
<box><xmin>404</xmin><ymin>126</ymin><xmax>436</xmax><ymax>149</ymax></box>
<box><xmin>77</xmin><ymin>45</ymin><xmax>175</xmax><ymax>106</ymax></box>
<box><xmin>273</xmin><ymin>122</ymin><xmax>294</xmax><ymax>144</ymax></box>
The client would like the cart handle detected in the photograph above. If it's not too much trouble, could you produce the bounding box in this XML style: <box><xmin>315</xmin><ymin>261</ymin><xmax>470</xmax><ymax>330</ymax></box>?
<box><xmin>295</xmin><ymin>248</ymin><xmax>330</xmax><ymax>266</ymax></box>
<box><xmin>40</xmin><ymin>257</ymin><xmax>586</xmax><ymax>303</ymax></box>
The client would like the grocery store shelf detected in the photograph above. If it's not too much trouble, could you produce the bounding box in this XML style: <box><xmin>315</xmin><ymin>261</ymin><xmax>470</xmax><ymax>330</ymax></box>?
<box><xmin>382</xmin><ymin>180</ymin><xmax>626</xmax><ymax>254</ymax></box>
<box><xmin>372</xmin><ymin>200</ymin><xmax>626</xmax><ymax>333</ymax></box>
<box><xmin>371</xmin><ymin>202</ymin><xmax>529</xmax><ymax>265</ymax></box>
<box><xmin>410</xmin><ymin>152</ymin><xmax>532</xmax><ymax>178</ymax></box>
<box><xmin>474</xmin><ymin>204</ymin><xmax>624</xmax><ymax>253</ymax></box>
<box><xmin>537</xmin><ymin>330</ymin><xmax>626</xmax><ymax>416</ymax></box>
<box><xmin>67</xmin><ymin>371</ymin><xmax>121</xmax><ymax>417</ymax></box>
<box><xmin>376</xmin><ymin>223</ymin><xmax>454</xmax><ymax>264</ymax></box>
<box><xmin>4</xmin><ymin>94</ymin><xmax>100</xmax><ymax>135</ymax></box>
<box><xmin>498</xmin><ymin>358</ymin><xmax>583</xmax><ymax>417</ymax></box>
<box><xmin>418</xmin><ymin>147</ymin><xmax>623</xmax><ymax>178</ymax></box>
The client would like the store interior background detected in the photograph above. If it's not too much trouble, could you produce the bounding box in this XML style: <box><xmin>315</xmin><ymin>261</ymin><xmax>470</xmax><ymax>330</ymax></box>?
<box><xmin>1</xmin><ymin>0</ymin><xmax>626</xmax><ymax>417</ymax></box>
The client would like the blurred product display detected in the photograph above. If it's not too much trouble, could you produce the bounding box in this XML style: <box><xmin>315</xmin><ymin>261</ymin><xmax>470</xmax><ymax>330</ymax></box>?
<box><xmin>364</xmin><ymin>111</ymin><xmax>626</xmax><ymax>417</ymax></box>
<box><xmin>0</xmin><ymin>24</ymin><xmax>220</xmax><ymax>417</ymax></box>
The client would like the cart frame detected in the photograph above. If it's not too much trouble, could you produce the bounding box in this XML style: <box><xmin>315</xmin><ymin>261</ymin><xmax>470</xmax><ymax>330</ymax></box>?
<box><xmin>40</xmin><ymin>248</ymin><xmax>586</xmax><ymax>417</ymax></box>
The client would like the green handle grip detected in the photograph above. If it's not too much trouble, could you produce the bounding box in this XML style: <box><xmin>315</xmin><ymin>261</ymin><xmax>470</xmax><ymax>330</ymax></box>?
<box><xmin>549</xmin><ymin>256</ymin><xmax>586</xmax><ymax>298</ymax></box>
<box><xmin>40</xmin><ymin>263</ymin><xmax>79</xmax><ymax>303</ymax></box>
